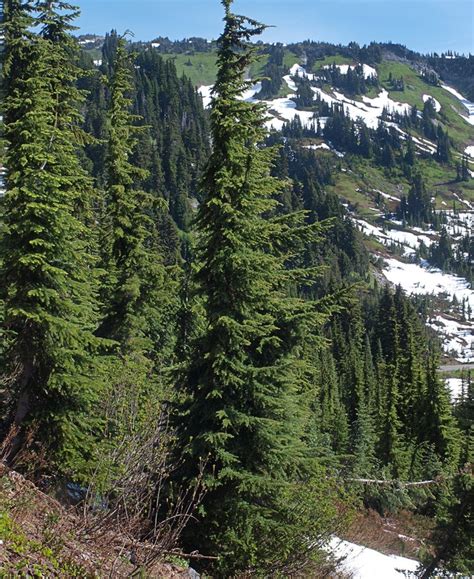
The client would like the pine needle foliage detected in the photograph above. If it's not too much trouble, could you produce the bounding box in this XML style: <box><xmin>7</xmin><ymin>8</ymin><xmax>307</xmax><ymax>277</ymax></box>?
<box><xmin>0</xmin><ymin>1</ymin><xmax>103</xmax><ymax>474</ymax></box>
<box><xmin>98</xmin><ymin>35</ymin><xmax>166</xmax><ymax>352</ymax></box>
<box><xmin>172</xmin><ymin>1</ymin><xmax>342</xmax><ymax>573</ymax></box>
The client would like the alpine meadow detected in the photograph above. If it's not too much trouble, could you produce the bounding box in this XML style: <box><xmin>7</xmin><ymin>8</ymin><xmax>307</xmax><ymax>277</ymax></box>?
<box><xmin>0</xmin><ymin>0</ymin><xmax>472</xmax><ymax>577</ymax></box>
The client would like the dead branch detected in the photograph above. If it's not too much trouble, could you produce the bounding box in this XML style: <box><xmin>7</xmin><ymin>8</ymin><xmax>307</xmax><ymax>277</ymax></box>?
<box><xmin>347</xmin><ymin>478</ymin><xmax>440</xmax><ymax>487</ymax></box>
<box><xmin>116</xmin><ymin>542</ymin><xmax>218</xmax><ymax>561</ymax></box>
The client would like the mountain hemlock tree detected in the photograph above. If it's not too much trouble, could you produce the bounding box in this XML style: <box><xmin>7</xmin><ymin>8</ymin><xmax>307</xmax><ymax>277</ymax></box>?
<box><xmin>99</xmin><ymin>35</ymin><xmax>165</xmax><ymax>351</ymax></box>
<box><xmin>0</xmin><ymin>1</ymin><xmax>102</xmax><ymax>473</ymax></box>
<box><xmin>172</xmin><ymin>1</ymin><xmax>342</xmax><ymax>574</ymax></box>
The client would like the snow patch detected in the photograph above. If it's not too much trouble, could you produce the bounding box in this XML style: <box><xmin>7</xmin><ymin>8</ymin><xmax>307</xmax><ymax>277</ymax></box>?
<box><xmin>264</xmin><ymin>97</ymin><xmax>317</xmax><ymax>131</ymax></box>
<box><xmin>355</xmin><ymin>220</ymin><xmax>433</xmax><ymax>255</ymax></box>
<box><xmin>240</xmin><ymin>81</ymin><xmax>262</xmax><ymax>102</ymax></box>
<box><xmin>289</xmin><ymin>63</ymin><xmax>316</xmax><ymax>81</ymax></box>
<box><xmin>323</xmin><ymin>63</ymin><xmax>378</xmax><ymax>79</ymax></box>
<box><xmin>304</xmin><ymin>143</ymin><xmax>331</xmax><ymax>151</ymax></box>
<box><xmin>328</xmin><ymin>537</ymin><xmax>419</xmax><ymax>579</ymax></box>
<box><xmin>198</xmin><ymin>85</ymin><xmax>213</xmax><ymax>108</ymax></box>
<box><xmin>311</xmin><ymin>87</ymin><xmax>411</xmax><ymax>130</ymax></box>
<box><xmin>453</xmin><ymin>193</ymin><xmax>473</xmax><ymax>210</ymax></box>
<box><xmin>441</xmin><ymin>84</ymin><xmax>474</xmax><ymax>126</ymax></box>
<box><xmin>383</xmin><ymin>259</ymin><xmax>474</xmax><ymax>362</ymax></box>
<box><xmin>198</xmin><ymin>80</ymin><xmax>263</xmax><ymax>109</ymax></box>
<box><xmin>465</xmin><ymin>145</ymin><xmax>474</xmax><ymax>158</ymax></box>
<box><xmin>422</xmin><ymin>94</ymin><xmax>441</xmax><ymax>112</ymax></box>
<box><xmin>373</xmin><ymin>189</ymin><xmax>400</xmax><ymax>202</ymax></box>
<box><xmin>445</xmin><ymin>378</ymin><xmax>464</xmax><ymax>402</ymax></box>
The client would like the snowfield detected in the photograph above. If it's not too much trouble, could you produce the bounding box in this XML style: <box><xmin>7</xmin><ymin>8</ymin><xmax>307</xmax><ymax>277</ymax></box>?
<box><xmin>201</xmin><ymin>62</ymin><xmax>417</xmax><ymax>138</ymax></box>
<box><xmin>264</xmin><ymin>97</ymin><xmax>317</xmax><ymax>131</ymax></box>
<box><xmin>328</xmin><ymin>537</ymin><xmax>420</xmax><ymax>579</ymax></box>
<box><xmin>423</xmin><ymin>94</ymin><xmax>441</xmax><ymax>112</ymax></box>
<box><xmin>311</xmin><ymin>86</ymin><xmax>412</xmax><ymax>130</ymax></box>
<box><xmin>200</xmin><ymin>64</ymin><xmax>443</xmax><ymax>159</ymax></box>
<box><xmin>373</xmin><ymin>189</ymin><xmax>400</xmax><ymax>202</ymax></box>
<box><xmin>288</xmin><ymin>63</ymin><xmax>316</xmax><ymax>82</ymax></box>
<box><xmin>383</xmin><ymin>258</ymin><xmax>474</xmax><ymax>362</ymax></box>
<box><xmin>411</xmin><ymin>135</ymin><xmax>437</xmax><ymax>155</ymax></box>
<box><xmin>322</xmin><ymin>63</ymin><xmax>378</xmax><ymax>79</ymax></box>
<box><xmin>355</xmin><ymin>219</ymin><xmax>434</xmax><ymax>256</ymax></box>
<box><xmin>441</xmin><ymin>84</ymin><xmax>474</xmax><ymax>126</ymax></box>
<box><xmin>240</xmin><ymin>81</ymin><xmax>262</xmax><ymax>102</ymax></box>
<box><xmin>197</xmin><ymin>85</ymin><xmax>213</xmax><ymax>108</ymax></box>
<box><xmin>442</xmin><ymin>211</ymin><xmax>473</xmax><ymax>240</ymax></box>
<box><xmin>198</xmin><ymin>81</ymin><xmax>263</xmax><ymax>108</ymax></box>
<box><xmin>198</xmin><ymin>70</ymin><xmax>474</xmax><ymax>364</ymax></box>
<box><xmin>465</xmin><ymin>145</ymin><xmax>474</xmax><ymax>158</ymax></box>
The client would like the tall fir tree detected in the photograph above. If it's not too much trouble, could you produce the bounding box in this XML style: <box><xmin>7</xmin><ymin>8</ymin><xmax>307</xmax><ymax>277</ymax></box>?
<box><xmin>0</xmin><ymin>0</ymin><xmax>102</xmax><ymax>474</ymax></box>
<box><xmin>172</xmin><ymin>1</ymin><xmax>341</xmax><ymax>573</ymax></box>
<box><xmin>98</xmin><ymin>35</ymin><xmax>167</xmax><ymax>352</ymax></box>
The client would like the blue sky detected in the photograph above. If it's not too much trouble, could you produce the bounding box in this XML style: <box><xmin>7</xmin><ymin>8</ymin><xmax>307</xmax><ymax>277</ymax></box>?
<box><xmin>75</xmin><ymin>0</ymin><xmax>473</xmax><ymax>55</ymax></box>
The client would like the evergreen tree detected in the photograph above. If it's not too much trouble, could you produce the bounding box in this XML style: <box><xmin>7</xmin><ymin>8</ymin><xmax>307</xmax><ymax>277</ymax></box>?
<box><xmin>0</xmin><ymin>0</ymin><xmax>102</xmax><ymax>473</ymax></box>
<box><xmin>405</xmin><ymin>172</ymin><xmax>432</xmax><ymax>225</ymax></box>
<box><xmin>98</xmin><ymin>35</ymin><xmax>166</xmax><ymax>351</ymax></box>
<box><xmin>436</xmin><ymin>126</ymin><xmax>451</xmax><ymax>163</ymax></box>
<box><xmin>2</xmin><ymin>0</ymin><xmax>34</xmax><ymax>127</ymax></box>
<box><xmin>422</xmin><ymin>356</ymin><xmax>460</xmax><ymax>471</ymax></box>
<box><xmin>422</xmin><ymin>465</ymin><xmax>474</xmax><ymax>577</ymax></box>
<box><xmin>296</xmin><ymin>77</ymin><xmax>314</xmax><ymax>108</ymax></box>
<box><xmin>430</xmin><ymin>227</ymin><xmax>453</xmax><ymax>270</ymax></box>
<box><xmin>172</xmin><ymin>2</ymin><xmax>340</xmax><ymax>573</ymax></box>
<box><xmin>404</xmin><ymin>135</ymin><xmax>415</xmax><ymax>167</ymax></box>
<box><xmin>381</xmin><ymin>143</ymin><xmax>396</xmax><ymax>170</ymax></box>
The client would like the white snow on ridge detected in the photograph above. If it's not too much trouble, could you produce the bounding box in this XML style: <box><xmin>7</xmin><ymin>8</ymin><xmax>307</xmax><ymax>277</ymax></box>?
<box><xmin>423</xmin><ymin>94</ymin><xmax>441</xmax><ymax>112</ymax></box>
<box><xmin>322</xmin><ymin>63</ymin><xmax>378</xmax><ymax>79</ymax></box>
<box><xmin>311</xmin><ymin>87</ymin><xmax>411</xmax><ymax>130</ymax></box>
<box><xmin>240</xmin><ymin>81</ymin><xmax>262</xmax><ymax>102</ymax></box>
<box><xmin>465</xmin><ymin>145</ymin><xmax>474</xmax><ymax>158</ymax></box>
<box><xmin>383</xmin><ymin>258</ymin><xmax>474</xmax><ymax>362</ymax></box>
<box><xmin>200</xmin><ymin>64</ymin><xmax>417</xmax><ymax>137</ymax></box>
<box><xmin>304</xmin><ymin>143</ymin><xmax>331</xmax><ymax>151</ymax></box>
<box><xmin>411</xmin><ymin>135</ymin><xmax>437</xmax><ymax>155</ymax></box>
<box><xmin>362</xmin><ymin>90</ymin><xmax>412</xmax><ymax>118</ymax></box>
<box><xmin>264</xmin><ymin>97</ymin><xmax>318</xmax><ymax>132</ymax></box>
<box><xmin>453</xmin><ymin>193</ymin><xmax>473</xmax><ymax>210</ymax></box>
<box><xmin>383</xmin><ymin>259</ymin><xmax>474</xmax><ymax>310</ymax></box>
<box><xmin>198</xmin><ymin>81</ymin><xmax>263</xmax><ymax>109</ymax></box>
<box><xmin>373</xmin><ymin>189</ymin><xmax>400</xmax><ymax>202</ymax></box>
<box><xmin>283</xmin><ymin>64</ymin><xmax>316</xmax><ymax>93</ymax></box>
<box><xmin>288</xmin><ymin>63</ymin><xmax>316</xmax><ymax>81</ymax></box>
<box><xmin>441</xmin><ymin>84</ymin><xmax>474</xmax><ymax>126</ymax></box>
<box><xmin>355</xmin><ymin>219</ymin><xmax>433</xmax><ymax>255</ymax></box>
<box><xmin>328</xmin><ymin>537</ymin><xmax>419</xmax><ymax>579</ymax></box>
<box><xmin>428</xmin><ymin>315</ymin><xmax>474</xmax><ymax>363</ymax></box>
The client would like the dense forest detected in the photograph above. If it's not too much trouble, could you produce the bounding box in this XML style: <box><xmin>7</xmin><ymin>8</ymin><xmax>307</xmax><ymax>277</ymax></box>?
<box><xmin>0</xmin><ymin>0</ymin><xmax>472</xmax><ymax>577</ymax></box>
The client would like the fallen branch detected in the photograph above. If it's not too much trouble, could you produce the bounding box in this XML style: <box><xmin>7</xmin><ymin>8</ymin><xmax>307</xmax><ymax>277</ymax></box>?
<box><xmin>116</xmin><ymin>541</ymin><xmax>218</xmax><ymax>561</ymax></box>
<box><xmin>156</xmin><ymin>549</ymin><xmax>218</xmax><ymax>561</ymax></box>
<box><xmin>347</xmin><ymin>478</ymin><xmax>439</xmax><ymax>487</ymax></box>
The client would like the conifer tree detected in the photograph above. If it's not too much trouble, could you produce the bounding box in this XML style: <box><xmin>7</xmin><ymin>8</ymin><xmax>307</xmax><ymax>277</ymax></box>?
<box><xmin>0</xmin><ymin>0</ymin><xmax>102</xmax><ymax>473</ymax></box>
<box><xmin>422</xmin><ymin>356</ymin><xmax>460</xmax><ymax>471</ymax></box>
<box><xmin>2</xmin><ymin>0</ymin><xmax>34</xmax><ymax>126</ymax></box>
<box><xmin>98</xmin><ymin>35</ymin><xmax>166</xmax><ymax>351</ymax></box>
<box><xmin>172</xmin><ymin>1</ymin><xmax>339</xmax><ymax>573</ymax></box>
